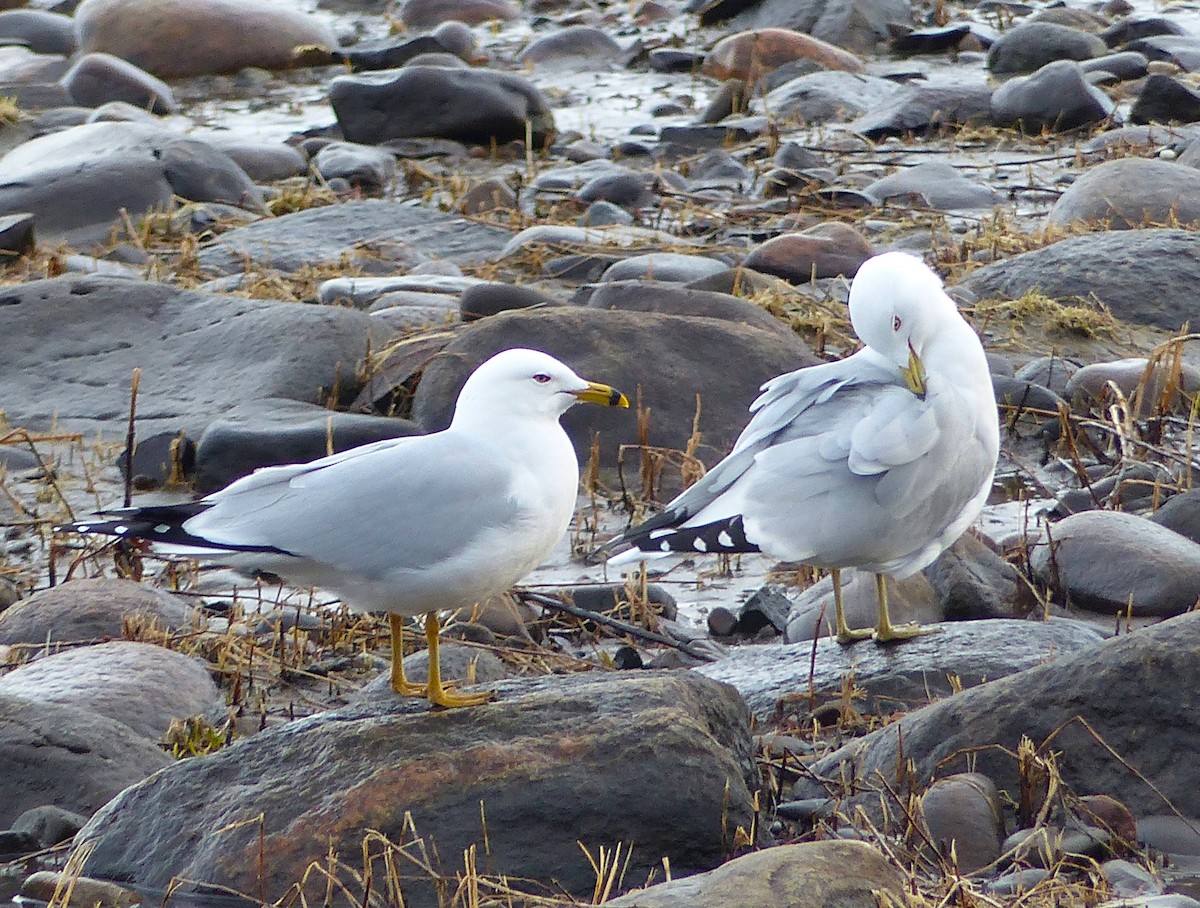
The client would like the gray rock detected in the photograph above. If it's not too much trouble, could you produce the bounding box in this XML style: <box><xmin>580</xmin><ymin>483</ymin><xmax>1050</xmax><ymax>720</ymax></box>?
<box><xmin>10</xmin><ymin>805</ymin><xmax>88</xmax><ymax>847</ymax></box>
<box><xmin>988</xmin><ymin>22</ymin><xmax>1106</xmax><ymax>73</ymax></box>
<box><xmin>517</xmin><ymin>25</ymin><xmax>627</xmax><ymax>68</ymax></box>
<box><xmin>0</xmin><ymin>275</ymin><xmax>381</xmax><ymax>438</ymax></box>
<box><xmin>1014</xmin><ymin>354</ymin><xmax>1079</xmax><ymax>397</ymax></box>
<box><xmin>797</xmin><ymin>610</ymin><xmax>1200</xmax><ymax>820</ymax></box>
<box><xmin>0</xmin><ymin>694</ymin><xmax>172</xmax><ymax>827</ymax></box>
<box><xmin>1081</xmin><ymin>51</ymin><xmax>1148</xmax><ymax>81</ymax></box>
<box><xmin>0</xmin><ymin>10</ymin><xmax>76</xmax><ymax>55</ymax></box>
<box><xmin>198</xmin><ymin>199</ymin><xmax>511</xmax><ymax>276</ymax></box>
<box><xmin>1126</xmin><ymin>35</ymin><xmax>1200</xmax><ymax>71</ymax></box>
<box><xmin>396</xmin><ymin>0</ymin><xmax>517</xmax><ymax>29</ymax></box>
<box><xmin>203</xmin><ymin>139</ymin><xmax>307</xmax><ymax>182</ymax></box>
<box><xmin>697</xmin><ymin>618</ymin><xmax>1103</xmax><ymax>720</ymax></box>
<box><xmin>584</xmin><ymin>280</ymin><xmax>792</xmax><ymax>336</ymax></box>
<box><xmin>1149</xmin><ymin>488</ymin><xmax>1200</xmax><ymax>546</ymax></box>
<box><xmin>920</xmin><ymin>773</ymin><xmax>1005</xmax><ymax>873</ymax></box>
<box><xmin>0</xmin><ymin>578</ymin><xmax>195</xmax><ymax>647</ymax></box>
<box><xmin>0</xmin><ymin>641</ymin><xmax>222</xmax><ymax>741</ymax></box>
<box><xmin>923</xmin><ymin>533</ymin><xmax>1022</xmax><ymax>620</ymax></box>
<box><xmin>604</xmin><ymin>840</ymin><xmax>904</xmax><ymax>908</ymax></box>
<box><xmin>1030</xmin><ymin>510</ymin><xmax>1200</xmax><ymax>616</ymax></box>
<box><xmin>409</xmin><ymin>306</ymin><xmax>815</xmax><ymax>486</ymax></box>
<box><xmin>765</xmin><ymin>70</ymin><xmax>904</xmax><ymax>123</ymax></box>
<box><xmin>459</xmin><ymin>281</ymin><xmax>560</xmax><ymax>320</ymax></box>
<box><xmin>74</xmin><ymin>672</ymin><xmax>761</xmax><ymax>907</ymax></box>
<box><xmin>311</xmin><ymin>141</ymin><xmax>397</xmax><ymax>191</ymax></box>
<box><xmin>59</xmin><ymin>51</ymin><xmax>174</xmax><ymax>113</ymax></box>
<box><xmin>700</xmin><ymin>0</ymin><xmax>914</xmax><ymax>55</ymax></box>
<box><xmin>864</xmin><ymin>161</ymin><xmax>999</xmax><ymax>209</ymax></box>
<box><xmin>784</xmin><ymin>569</ymin><xmax>944</xmax><ymax>641</ymax></box>
<box><xmin>599</xmin><ymin>254</ymin><xmax>729</xmax><ymax>284</ymax></box>
<box><xmin>955</xmin><ymin>228</ymin><xmax>1200</xmax><ymax>332</ymax></box>
<box><xmin>991</xmin><ymin>60</ymin><xmax>1114</xmax><ymax>132</ymax></box>
<box><xmin>1049</xmin><ymin>157</ymin><xmax>1200</xmax><ymax>229</ymax></box>
<box><xmin>330</xmin><ymin>65</ymin><xmax>555</xmax><ymax>147</ymax></box>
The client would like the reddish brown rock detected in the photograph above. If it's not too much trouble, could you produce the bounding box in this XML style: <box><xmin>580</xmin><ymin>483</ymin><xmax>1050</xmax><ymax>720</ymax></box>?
<box><xmin>702</xmin><ymin>28</ymin><xmax>865</xmax><ymax>82</ymax></box>
<box><xmin>742</xmin><ymin>223</ymin><xmax>873</xmax><ymax>283</ymax></box>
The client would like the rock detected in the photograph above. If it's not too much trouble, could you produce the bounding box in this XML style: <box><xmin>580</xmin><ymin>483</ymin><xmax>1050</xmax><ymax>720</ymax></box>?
<box><xmin>784</xmin><ymin>570</ymin><xmax>943</xmax><ymax>641</ymax></box>
<box><xmin>517</xmin><ymin>26</ymin><xmax>627</xmax><ymax>68</ymax></box>
<box><xmin>204</xmin><ymin>139</ymin><xmax>308</xmax><ymax>182</ymax></box>
<box><xmin>863</xmin><ymin>161</ymin><xmax>999</xmax><ymax>209</ymax></box>
<box><xmin>702</xmin><ymin>28</ymin><xmax>865</xmax><ymax>83</ymax></box>
<box><xmin>0</xmin><ymin>578</ymin><xmax>195</xmax><ymax>646</ymax></box>
<box><xmin>697</xmin><ymin>618</ymin><xmax>1103</xmax><ymax>720</ymax></box>
<box><xmin>991</xmin><ymin>60</ymin><xmax>1115</xmax><ymax>132</ymax></box>
<box><xmin>849</xmin><ymin>82</ymin><xmax>993</xmax><ymax>138</ymax></box>
<box><xmin>20</xmin><ymin>872</ymin><xmax>139</xmax><ymax>908</ymax></box>
<box><xmin>1014</xmin><ymin>354</ymin><xmax>1079</xmax><ymax>397</ymax></box>
<box><xmin>955</xmin><ymin>228</ymin><xmax>1200</xmax><ymax>332</ymax></box>
<box><xmin>1080</xmin><ymin>50</ymin><xmax>1148</xmax><ymax>81</ymax></box>
<box><xmin>198</xmin><ymin>200</ymin><xmax>511</xmax><ymax>277</ymax></box>
<box><xmin>10</xmin><ymin>805</ymin><xmax>88</xmax><ymax>847</ymax></box>
<box><xmin>922</xmin><ymin>533</ymin><xmax>1022</xmax><ymax>620</ymax></box>
<box><xmin>409</xmin><ymin>307</ymin><xmax>815</xmax><ymax>485</ymax></box>
<box><xmin>458</xmin><ymin>177</ymin><xmax>517</xmax><ymax>215</ymax></box>
<box><xmin>890</xmin><ymin>23</ymin><xmax>973</xmax><ymax>56</ymax></box>
<box><xmin>1064</xmin><ymin>357</ymin><xmax>1200</xmax><ymax>414</ymax></box>
<box><xmin>330</xmin><ymin>66</ymin><xmax>555</xmax><ymax>148</ymax></box>
<box><xmin>0</xmin><ymin>122</ymin><xmax>261</xmax><ymax>248</ymax></box>
<box><xmin>0</xmin><ymin>211</ymin><xmax>34</xmax><ymax>258</ymax></box>
<box><xmin>0</xmin><ymin>10</ymin><xmax>75</xmax><ymax>55</ymax></box>
<box><xmin>604</xmin><ymin>840</ymin><xmax>904</xmax><ymax>907</ymax></box>
<box><xmin>1138</xmin><ymin>815</ymin><xmax>1200</xmax><ymax>856</ymax></box>
<box><xmin>584</xmin><ymin>281</ymin><xmax>792</xmax><ymax>336</ymax></box>
<box><xmin>1049</xmin><ymin>157</ymin><xmax>1200</xmax><ymax>229</ymax></box>
<box><xmin>459</xmin><ymin>282</ymin><xmax>559</xmax><ymax>320</ymax></box>
<box><xmin>74</xmin><ymin>672</ymin><xmax>761</xmax><ymax>907</ymax></box>
<box><xmin>394</xmin><ymin>0</ymin><xmax>517</xmax><ymax>28</ymax></box>
<box><xmin>1054</xmin><ymin>462</ymin><xmax>1169</xmax><ymax>515</ymax></box>
<box><xmin>311</xmin><ymin>141</ymin><xmax>397</xmax><ymax>192</ymax></box>
<box><xmin>920</xmin><ymin>773</ymin><xmax>1005</xmax><ymax>873</ymax></box>
<box><xmin>1030</xmin><ymin>510</ymin><xmax>1200</xmax><ymax>616</ymax></box>
<box><xmin>0</xmin><ymin>275</ymin><xmax>381</xmax><ymax>438</ymax></box>
<box><xmin>59</xmin><ymin>52</ymin><xmax>174</xmax><ymax>112</ymax></box>
<box><xmin>697</xmin><ymin>0</ymin><xmax>913</xmax><ymax>55</ymax></box>
<box><xmin>742</xmin><ymin>222</ymin><xmax>873</xmax><ymax>281</ymax></box>
<box><xmin>193</xmin><ymin>399</ymin><xmax>424</xmax><ymax>494</ymax></box>
<box><xmin>0</xmin><ymin>694</ymin><xmax>172</xmax><ymax>827</ymax></box>
<box><xmin>987</xmin><ymin>22</ymin><xmax>1106</xmax><ymax>74</ymax></box>
<box><xmin>74</xmin><ymin>0</ymin><xmax>337</xmax><ymax>79</ymax></box>
<box><xmin>764</xmin><ymin>70</ymin><xmax>904</xmax><ymax>123</ymax></box>
<box><xmin>1149</xmin><ymin>489</ymin><xmax>1200</xmax><ymax>545</ymax></box>
<box><xmin>599</xmin><ymin>253</ymin><xmax>728</xmax><ymax>284</ymax></box>
<box><xmin>1126</xmin><ymin>35</ymin><xmax>1200</xmax><ymax>71</ymax></box>
<box><xmin>575</xmin><ymin>169</ymin><xmax>655</xmax><ymax>209</ymax></box>
<box><xmin>1102</xmin><ymin>16</ymin><xmax>1185</xmax><ymax>47</ymax></box>
<box><xmin>0</xmin><ymin>641</ymin><xmax>222</xmax><ymax>741</ymax></box>
<box><xmin>797</xmin><ymin>610</ymin><xmax>1200</xmax><ymax>818</ymax></box>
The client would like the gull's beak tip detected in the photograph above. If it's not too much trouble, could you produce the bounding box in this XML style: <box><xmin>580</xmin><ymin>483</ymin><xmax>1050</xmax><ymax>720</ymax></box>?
<box><xmin>574</xmin><ymin>382</ymin><xmax>630</xmax><ymax>408</ymax></box>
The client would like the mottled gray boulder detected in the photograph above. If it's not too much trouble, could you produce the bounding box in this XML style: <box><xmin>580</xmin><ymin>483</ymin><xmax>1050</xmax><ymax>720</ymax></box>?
<box><xmin>1031</xmin><ymin>510</ymin><xmax>1200</xmax><ymax>616</ymax></box>
<box><xmin>1131</xmin><ymin>74</ymin><xmax>1200</xmax><ymax>125</ymax></box>
<box><xmin>797</xmin><ymin>611</ymin><xmax>1200</xmax><ymax>817</ymax></box>
<box><xmin>311</xmin><ymin>141</ymin><xmax>397</xmax><ymax>192</ymax></box>
<box><xmin>410</xmin><ymin>307</ymin><xmax>816</xmax><ymax>487</ymax></box>
<box><xmin>198</xmin><ymin>200</ymin><xmax>512</xmax><ymax>276</ymax></box>
<box><xmin>0</xmin><ymin>275</ymin><xmax>381</xmax><ymax>438</ymax></box>
<box><xmin>697</xmin><ymin>618</ymin><xmax>1104</xmax><ymax>720</ymax></box>
<box><xmin>850</xmin><ymin>82</ymin><xmax>993</xmax><ymax>138</ymax></box>
<box><xmin>0</xmin><ymin>641</ymin><xmax>222</xmax><ymax>741</ymax></box>
<box><xmin>59</xmin><ymin>52</ymin><xmax>174</xmax><ymax>112</ymax></box>
<box><xmin>0</xmin><ymin>694</ymin><xmax>172</xmax><ymax>828</ymax></box>
<box><xmin>987</xmin><ymin>22</ymin><xmax>1106</xmax><ymax>74</ymax></box>
<box><xmin>330</xmin><ymin>66</ymin><xmax>555</xmax><ymax>147</ymax></box>
<box><xmin>0</xmin><ymin>578</ymin><xmax>195</xmax><ymax>647</ymax></box>
<box><xmin>954</xmin><ymin>228</ymin><xmax>1200</xmax><ymax>332</ymax></box>
<box><xmin>991</xmin><ymin>60</ymin><xmax>1114</xmax><ymax>132</ymax></box>
<box><xmin>864</xmin><ymin>160</ymin><xmax>999</xmax><ymax>209</ymax></box>
<box><xmin>765</xmin><ymin>70</ymin><xmax>904</xmax><ymax>123</ymax></box>
<box><xmin>1048</xmin><ymin>157</ymin><xmax>1200</xmax><ymax>229</ymax></box>
<box><xmin>74</xmin><ymin>672</ymin><xmax>761</xmax><ymax>908</ymax></box>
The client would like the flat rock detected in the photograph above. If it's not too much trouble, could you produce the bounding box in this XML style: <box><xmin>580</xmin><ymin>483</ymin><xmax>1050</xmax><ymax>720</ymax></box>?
<box><xmin>796</xmin><ymin>610</ymin><xmax>1200</xmax><ymax>817</ymax></box>
<box><xmin>409</xmin><ymin>307</ymin><xmax>816</xmax><ymax>487</ymax></box>
<box><xmin>696</xmin><ymin>618</ymin><xmax>1104</xmax><ymax>720</ymax></box>
<box><xmin>850</xmin><ymin>82</ymin><xmax>993</xmax><ymax>138</ymax></box>
<box><xmin>74</xmin><ymin>672</ymin><xmax>761</xmax><ymax>908</ymax></box>
<box><xmin>0</xmin><ymin>275</ymin><xmax>381</xmax><ymax>438</ymax></box>
<box><xmin>0</xmin><ymin>10</ymin><xmax>76</xmax><ymax>55</ymax></box>
<box><xmin>1030</xmin><ymin>510</ymin><xmax>1200</xmax><ymax>616</ymax></box>
<box><xmin>987</xmin><ymin>22</ymin><xmax>1106</xmax><ymax>73</ymax></box>
<box><xmin>864</xmin><ymin>160</ymin><xmax>999</xmax><ymax>209</ymax></box>
<box><xmin>954</xmin><ymin>228</ymin><xmax>1200</xmax><ymax>332</ymax></box>
<box><xmin>765</xmin><ymin>70</ymin><xmax>904</xmax><ymax>123</ymax></box>
<box><xmin>198</xmin><ymin>200</ymin><xmax>512</xmax><ymax>277</ymax></box>
<box><xmin>605</xmin><ymin>840</ymin><xmax>904</xmax><ymax>908</ymax></box>
<box><xmin>0</xmin><ymin>641</ymin><xmax>222</xmax><ymax>741</ymax></box>
<box><xmin>59</xmin><ymin>51</ymin><xmax>174</xmax><ymax>112</ymax></box>
<box><xmin>0</xmin><ymin>578</ymin><xmax>195</xmax><ymax>647</ymax></box>
<box><xmin>0</xmin><ymin>694</ymin><xmax>172</xmax><ymax>828</ymax></box>
<box><xmin>1048</xmin><ymin>157</ymin><xmax>1200</xmax><ymax>229</ymax></box>
<box><xmin>702</xmin><ymin>28</ymin><xmax>865</xmax><ymax>82</ymax></box>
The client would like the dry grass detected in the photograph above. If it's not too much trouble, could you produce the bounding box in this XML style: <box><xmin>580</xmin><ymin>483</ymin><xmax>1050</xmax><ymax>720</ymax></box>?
<box><xmin>0</xmin><ymin>95</ymin><xmax>19</xmax><ymax>126</ymax></box>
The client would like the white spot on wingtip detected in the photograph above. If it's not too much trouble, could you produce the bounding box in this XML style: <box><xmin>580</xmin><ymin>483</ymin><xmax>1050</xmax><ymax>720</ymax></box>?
<box><xmin>693</xmin><ymin>538</ymin><xmax>707</xmax><ymax>552</ymax></box>
<box><xmin>76</xmin><ymin>525</ymin><xmax>90</xmax><ymax>533</ymax></box>
<box><xmin>154</xmin><ymin>524</ymin><xmax>171</xmax><ymax>533</ymax></box>
<box><xmin>718</xmin><ymin>531</ymin><xmax>734</xmax><ymax>547</ymax></box>
<box><xmin>659</xmin><ymin>540</ymin><xmax>671</xmax><ymax>552</ymax></box>
<box><xmin>114</xmin><ymin>525</ymin><xmax>128</xmax><ymax>534</ymax></box>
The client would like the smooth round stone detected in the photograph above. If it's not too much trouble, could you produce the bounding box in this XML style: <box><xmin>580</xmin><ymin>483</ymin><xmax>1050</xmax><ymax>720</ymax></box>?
<box><xmin>1149</xmin><ymin>489</ymin><xmax>1200</xmax><ymax>545</ymax></box>
<box><xmin>574</xmin><ymin>170</ymin><xmax>654</xmax><ymax>209</ymax></box>
<box><xmin>1049</xmin><ymin>157</ymin><xmax>1200</xmax><ymax>229</ymax></box>
<box><xmin>395</xmin><ymin>0</ymin><xmax>517</xmax><ymax>28</ymax></box>
<box><xmin>864</xmin><ymin>161</ymin><xmax>998</xmax><ymax>210</ymax></box>
<box><xmin>0</xmin><ymin>578</ymin><xmax>195</xmax><ymax>646</ymax></box>
<box><xmin>1101</xmin><ymin>859</ymin><xmax>1163</xmax><ymax>897</ymax></box>
<box><xmin>991</xmin><ymin>60</ymin><xmax>1114</xmax><ymax>132</ymax></box>
<box><xmin>85</xmin><ymin>99</ymin><xmax>163</xmax><ymax>123</ymax></box>
<box><xmin>75</xmin><ymin>0</ymin><xmax>338</xmax><ymax>79</ymax></box>
<box><xmin>742</xmin><ymin>223</ymin><xmax>873</xmax><ymax>283</ymax></box>
<box><xmin>459</xmin><ymin>282</ymin><xmax>560</xmax><ymax>320</ymax></box>
<box><xmin>920</xmin><ymin>773</ymin><xmax>1005</xmax><ymax>873</ymax></box>
<box><xmin>204</xmin><ymin>139</ymin><xmax>307</xmax><ymax>182</ymax></box>
<box><xmin>0</xmin><ymin>10</ymin><xmax>75</xmax><ymax>55</ymax></box>
<box><xmin>1015</xmin><ymin>354</ymin><xmax>1079</xmax><ymax>397</ymax></box>
<box><xmin>1065</xmin><ymin>357</ymin><xmax>1200</xmax><ymax>414</ymax></box>
<box><xmin>457</xmin><ymin>177</ymin><xmax>517</xmax><ymax>215</ymax></box>
<box><xmin>579</xmin><ymin>200</ymin><xmax>634</xmax><ymax>226</ymax></box>
<box><xmin>403</xmin><ymin>51</ymin><xmax>467</xmax><ymax>68</ymax></box>
<box><xmin>432</xmin><ymin>20</ymin><xmax>476</xmax><ymax>59</ymax></box>
<box><xmin>1132</xmin><ymin>74</ymin><xmax>1200</xmax><ymax>126</ymax></box>
<box><xmin>60</xmin><ymin>51</ymin><xmax>174</xmax><ymax>113</ymax></box>
<box><xmin>987</xmin><ymin>22</ymin><xmax>1106</xmax><ymax>73</ymax></box>
<box><xmin>599</xmin><ymin>253</ymin><xmax>728</xmax><ymax>284</ymax></box>
<box><xmin>517</xmin><ymin>25</ymin><xmax>625</xmax><ymax>67</ymax></box>
<box><xmin>702</xmin><ymin>28</ymin><xmax>865</xmax><ymax>82</ymax></box>
<box><xmin>1139</xmin><ymin>815</ymin><xmax>1200</xmax><ymax>856</ymax></box>
<box><xmin>1030</xmin><ymin>510</ymin><xmax>1200</xmax><ymax>616</ymax></box>
<box><xmin>311</xmin><ymin>141</ymin><xmax>397</xmax><ymax>192</ymax></box>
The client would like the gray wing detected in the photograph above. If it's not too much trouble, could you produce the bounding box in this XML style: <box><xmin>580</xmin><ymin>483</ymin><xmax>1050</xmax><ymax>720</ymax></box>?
<box><xmin>186</xmin><ymin>433</ymin><xmax>522</xmax><ymax>577</ymax></box>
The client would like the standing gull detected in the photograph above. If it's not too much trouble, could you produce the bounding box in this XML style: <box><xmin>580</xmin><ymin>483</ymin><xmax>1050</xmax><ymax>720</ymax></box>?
<box><xmin>59</xmin><ymin>348</ymin><xmax>629</xmax><ymax>707</ymax></box>
<box><xmin>598</xmin><ymin>251</ymin><xmax>999</xmax><ymax>642</ymax></box>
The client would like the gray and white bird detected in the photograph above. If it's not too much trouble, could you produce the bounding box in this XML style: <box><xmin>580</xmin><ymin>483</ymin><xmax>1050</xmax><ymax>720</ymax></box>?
<box><xmin>59</xmin><ymin>348</ymin><xmax>629</xmax><ymax>707</ymax></box>
<box><xmin>598</xmin><ymin>251</ymin><xmax>999</xmax><ymax>642</ymax></box>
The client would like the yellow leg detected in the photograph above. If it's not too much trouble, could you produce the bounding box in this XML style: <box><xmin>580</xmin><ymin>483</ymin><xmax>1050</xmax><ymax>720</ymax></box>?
<box><xmin>423</xmin><ymin>611</ymin><xmax>494</xmax><ymax>709</ymax></box>
<box><xmin>872</xmin><ymin>574</ymin><xmax>936</xmax><ymax>642</ymax></box>
<box><xmin>389</xmin><ymin>614</ymin><xmax>427</xmax><ymax>697</ymax></box>
<box><xmin>832</xmin><ymin>567</ymin><xmax>872</xmax><ymax>644</ymax></box>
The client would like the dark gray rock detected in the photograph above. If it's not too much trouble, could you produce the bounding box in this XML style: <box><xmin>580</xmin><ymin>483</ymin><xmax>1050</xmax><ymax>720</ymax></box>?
<box><xmin>0</xmin><ymin>211</ymin><xmax>34</xmax><ymax>259</ymax></box>
<box><xmin>797</xmin><ymin>610</ymin><xmax>1200</xmax><ymax>818</ymax></box>
<box><xmin>988</xmin><ymin>22</ymin><xmax>1106</xmax><ymax>73</ymax></box>
<box><xmin>991</xmin><ymin>60</ymin><xmax>1114</xmax><ymax>132</ymax></box>
<box><xmin>698</xmin><ymin>618</ymin><xmax>1103</xmax><ymax>720</ymax></box>
<box><xmin>1049</xmin><ymin>157</ymin><xmax>1200</xmax><ymax>228</ymax></box>
<box><xmin>0</xmin><ymin>275</ymin><xmax>381</xmax><ymax>437</ymax></box>
<box><xmin>849</xmin><ymin>82</ymin><xmax>993</xmax><ymax>138</ymax></box>
<box><xmin>574</xmin><ymin>169</ymin><xmax>655</xmax><ymax>209</ymax></box>
<box><xmin>330</xmin><ymin>65</ymin><xmax>555</xmax><ymax>147</ymax></box>
<box><xmin>193</xmin><ymin>399</ymin><xmax>423</xmax><ymax>494</ymax></box>
<box><xmin>924</xmin><ymin>533</ymin><xmax>1022</xmax><ymax>620</ymax></box>
<box><xmin>311</xmin><ymin>141</ymin><xmax>397</xmax><ymax>191</ymax></box>
<box><xmin>696</xmin><ymin>0</ymin><xmax>914</xmax><ymax>55</ymax></box>
<box><xmin>74</xmin><ymin>672</ymin><xmax>761</xmax><ymax>908</ymax></box>
<box><xmin>410</xmin><ymin>306</ymin><xmax>815</xmax><ymax>485</ymax></box>
<box><xmin>0</xmin><ymin>641</ymin><xmax>222</xmax><ymax>741</ymax></box>
<box><xmin>1125</xmin><ymin>35</ymin><xmax>1200</xmax><ymax>71</ymax></box>
<box><xmin>1080</xmin><ymin>51</ymin><xmax>1148</xmax><ymax>81</ymax></box>
<box><xmin>584</xmin><ymin>280</ymin><xmax>792</xmax><ymax>336</ymax></box>
<box><xmin>863</xmin><ymin>161</ymin><xmax>999</xmax><ymax>209</ymax></box>
<box><xmin>599</xmin><ymin>254</ymin><xmax>729</xmax><ymax>284</ymax></box>
<box><xmin>59</xmin><ymin>51</ymin><xmax>174</xmax><ymax>112</ymax></box>
<box><xmin>198</xmin><ymin>200</ymin><xmax>511</xmax><ymax>276</ymax></box>
<box><xmin>10</xmin><ymin>805</ymin><xmax>88</xmax><ymax>847</ymax></box>
<box><xmin>0</xmin><ymin>578</ymin><xmax>195</xmax><ymax>647</ymax></box>
<box><xmin>1101</xmin><ymin>16</ymin><xmax>1184</xmax><ymax>47</ymax></box>
<box><xmin>517</xmin><ymin>25</ymin><xmax>627</xmax><ymax>67</ymax></box>
<box><xmin>459</xmin><ymin>281</ymin><xmax>560</xmax><ymax>320</ymax></box>
<box><xmin>955</xmin><ymin>229</ymin><xmax>1200</xmax><ymax>332</ymax></box>
<box><xmin>1149</xmin><ymin>489</ymin><xmax>1200</xmax><ymax>546</ymax></box>
<box><xmin>920</xmin><ymin>773</ymin><xmax>1006</xmax><ymax>873</ymax></box>
<box><xmin>0</xmin><ymin>10</ymin><xmax>75</xmax><ymax>55</ymax></box>
<box><xmin>0</xmin><ymin>694</ymin><xmax>172</xmax><ymax>828</ymax></box>
<box><xmin>205</xmin><ymin>139</ymin><xmax>308</xmax><ymax>182</ymax></box>
<box><xmin>1014</xmin><ymin>354</ymin><xmax>1080</xmax><ymax>397</ymax></box>
<box><xmin>1031</xmin><ymin>510</ymin><xmax>1200</xmax><ymax>616</ymax></box>
<box><xmin>765</xmin><ymin>70</ymin><xmax>904</xmax><ymax>123</ymax></box>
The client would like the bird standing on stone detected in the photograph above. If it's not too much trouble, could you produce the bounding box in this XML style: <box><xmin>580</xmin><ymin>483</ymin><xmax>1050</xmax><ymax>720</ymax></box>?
<box><xmin>598</xmin><ymin>251</ymin><xmax>999</xmax><ymax>643</ymax></box>
<box><xmin>59</xmin><ymin>348</ymin><xmax>630</xmax><ymax>707</ymax></box>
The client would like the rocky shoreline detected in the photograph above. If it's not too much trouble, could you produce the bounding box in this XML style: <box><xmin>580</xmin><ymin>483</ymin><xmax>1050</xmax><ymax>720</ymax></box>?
<box><xmin>4</xmin><ymin>0</ymin><xmax>1200</xmax><ymax>905</ymax></box>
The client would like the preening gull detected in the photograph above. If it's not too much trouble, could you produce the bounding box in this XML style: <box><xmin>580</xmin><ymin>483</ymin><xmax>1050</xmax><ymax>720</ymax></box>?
<box><xmin>599</xmin><ymin>251</ymin><xmax>999</xmax><ymax>642</ymax></box>
<box><xmin>59</xmin><ymin>348</ymin><xmax>630</xmax><ymax>707</ymax></box>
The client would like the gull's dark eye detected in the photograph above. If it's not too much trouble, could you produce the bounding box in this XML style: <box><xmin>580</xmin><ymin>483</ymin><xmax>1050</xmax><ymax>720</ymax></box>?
<box><xmin>892</xmin><ymin>315</ymin><xmax>903</xmax><ymax>332</ymax></box>
<box><xmin>533</xmin><ymin>373</ymin><xmax>552</xmax><ymax>384</ymax></box>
